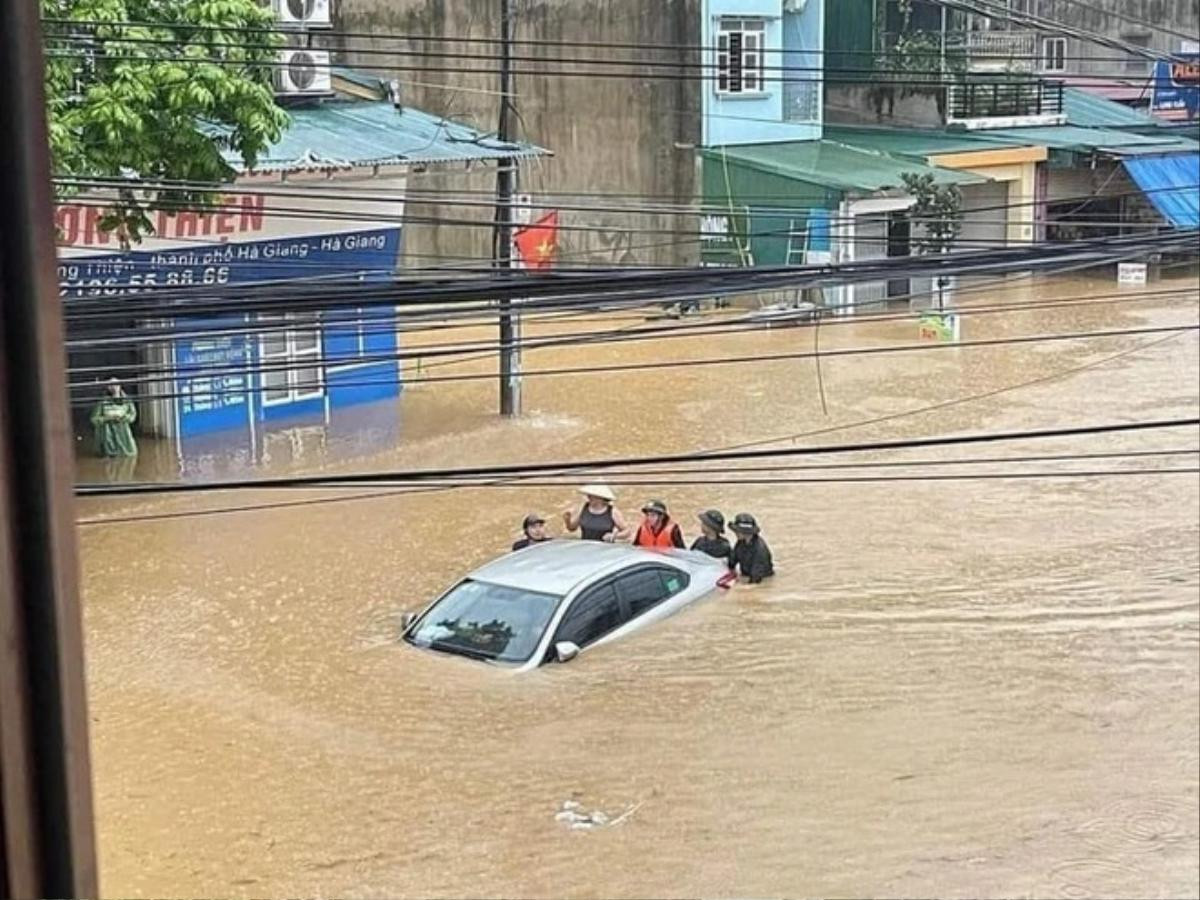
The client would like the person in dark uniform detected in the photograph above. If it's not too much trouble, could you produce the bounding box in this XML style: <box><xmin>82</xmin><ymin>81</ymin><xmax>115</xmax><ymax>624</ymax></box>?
<box><xmin>729</xmin><ymin>513</ymin><xmax>774</xmax><ymax>584</ymax></box>
<box><xmin>562</xmin><ymin>483</ymin><xmax>630</xmax><ymax>543</ymax></box>
<box><xmin>690</xmin><ymin>509</ymin><xmax>732</xmax><ymax>566</ymax></box>
<box><xmin>512</xmin><ymin>514</ymin><xmax>551</xmax><ymax>552</ymax></box>
<box><xmin>632</xmin><ymin>499</ymin><xmax>685</xmax><ymax>549</ymax></box>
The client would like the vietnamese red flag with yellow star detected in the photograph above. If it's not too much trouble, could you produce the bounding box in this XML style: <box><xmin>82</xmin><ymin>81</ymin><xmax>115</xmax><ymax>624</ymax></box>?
<box><xmin>513</xmin><ymin>211</ymin><xmax>559</xmax><ymax>270</ymax></box>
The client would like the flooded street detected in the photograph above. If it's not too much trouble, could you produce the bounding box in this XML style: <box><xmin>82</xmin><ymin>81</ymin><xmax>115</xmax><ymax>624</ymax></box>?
<box><xmin>76</xmin><ymin>272</ymin><xmax>1199</xmax><ymax>898</ymax></box>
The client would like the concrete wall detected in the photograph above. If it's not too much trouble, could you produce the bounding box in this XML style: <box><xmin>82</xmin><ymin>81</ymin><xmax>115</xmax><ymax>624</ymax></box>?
<box><xmin>825</xmin><ymin>0</ymin><xmax>1200</xmax><ymax>125</ymax></box>
<box><xmin>1034</xmin><ymin>0</ymin><xmax>1200</xmax><ymax>75</ymax></box>
<box><xmin>333</xmin><ymin>0</ymin><xmax>703</xmax><ymax>267</ymax></box>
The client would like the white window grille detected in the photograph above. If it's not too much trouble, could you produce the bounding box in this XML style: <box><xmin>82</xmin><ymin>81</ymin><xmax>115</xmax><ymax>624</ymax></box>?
<box><xmin>1041</xmin><ymin>36</ymin><xmax>1067</xmax><ymax>72</ymax></box>
<box><xmin>716</xmin><ymin>18</ymin><xmax>767</xmax><ymax>95</ymax></box>
<box><xmin>258</xmin><ymin>313</ymin><xmax>324</xmax><ymax>406</ymax></box>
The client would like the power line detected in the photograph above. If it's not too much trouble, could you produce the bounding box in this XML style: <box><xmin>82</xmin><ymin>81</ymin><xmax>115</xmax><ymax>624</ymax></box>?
<box><xmin>75</xmin><ymin>416</ymin><xmax>1200</xmax><ymax>496</ymax></box>
<box><xmin>40</xmin><ymin>15</ymin><xmax>1198</xmax><ymax>59</ymax></box>
<box><xmin>61</xmin><ymin>323</ymin><xmax>1200</xmax><ymax>405</ymax></box>
<box><xmin>62</xmin><ymin>283</ymin><xmax>1197</xmax><ymax>358</ymax></box>
<box><xmin>53</xmin><ymin>176</ymin><xmax>1193</xmax><ymax>235</ymax></box>
<box><xmin>929</xmin><ymin>0</ymin><xmax>1195</xmax><ymax>61</ymax></box>
<box><xmin>74</xmin><ymin>330</ymin><xmax>1195</xmax><ymax>523</ymax></box>
<box><xmin>42</xmin><ymin>29</ymin><xmax>1183</xmax><ymax>72</ymax></box>
<box><xmin>1030</xmin><ymin>0</ymin><xmax>1199</xmax><ymax>42</ymax></box>
<box><xmin>41</xmin><ymin>48</ymin><xmax>1175</xmax><ymax>91</ymax></box>
<box><xmin>60</xmin><ymin>291</ymin><xmax>1200</xmax><ymax>391</ymax></box>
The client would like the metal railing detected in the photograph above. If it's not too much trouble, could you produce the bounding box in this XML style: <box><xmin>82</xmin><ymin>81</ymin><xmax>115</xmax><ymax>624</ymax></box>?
<box><xmin>947</xmin><ymin>78</ymin><xmax>1064</xmax><ymax>121</ymax></box>
<box><xmin>946</xmin><ymin>29</ymin><xmax>1038</xmax><ymax>71</ymax></box>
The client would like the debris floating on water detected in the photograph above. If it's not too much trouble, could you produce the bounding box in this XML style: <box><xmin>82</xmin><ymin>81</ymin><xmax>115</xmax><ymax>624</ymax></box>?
<box><xmin>555</xmin><ymin>799</ymin><xmax>642</xmax><ymax>831</ymax></box>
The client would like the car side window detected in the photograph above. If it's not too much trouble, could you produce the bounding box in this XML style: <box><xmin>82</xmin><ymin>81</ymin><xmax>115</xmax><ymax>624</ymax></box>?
<box><xmin>554</xmin><ymin>583</ymin><xmax>623</xmax><ymax>649</ymax></box>
<box><xmin>616</xmin><ymin>566</ymin><xmax>688</xmax><ymax>618</ymax></box>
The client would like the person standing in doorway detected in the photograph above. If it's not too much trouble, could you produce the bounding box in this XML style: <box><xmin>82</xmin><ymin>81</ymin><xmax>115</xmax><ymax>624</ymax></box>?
<box><xmin>90</xmin><ymin>378</ymin><xmax>137</xmax><ymax>459</ymax></box>
<box><xmin>563</xmin><ymin>484</ymin><xmax>629</xmax><ymax>543</ymax></box>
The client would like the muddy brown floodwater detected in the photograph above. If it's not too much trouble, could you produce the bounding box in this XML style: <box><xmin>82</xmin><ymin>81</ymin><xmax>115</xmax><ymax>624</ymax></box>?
<box><xmin>75</xmin><ymin>272</ymin><xmax>1200</xmax><ymax>898</ymax></box>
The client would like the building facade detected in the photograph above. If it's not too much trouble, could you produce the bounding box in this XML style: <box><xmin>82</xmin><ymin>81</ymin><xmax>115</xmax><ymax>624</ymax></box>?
<box><xmin>59</xmin><ymin>100</ymin><xmax>546</xmax><ymax>463</ymax></box>
<box><xmin>334</xmin><ymin>0</ymin><xmax>703</xmax><ymax>268</ymax></box>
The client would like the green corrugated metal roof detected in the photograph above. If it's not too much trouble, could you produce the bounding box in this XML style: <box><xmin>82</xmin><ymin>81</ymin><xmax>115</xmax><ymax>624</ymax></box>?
<box><xmin>699</xmin><ymin>140</ymin><xmax>987</xmax><ymax>194</ymax></box>
<box><xmin>1062</xmin><ymin>87</ymin><xmax>1164</xmax><ymax>130</ymax></box>
<box><xmin>985</xmin><ymin>125</ymin><xmax>1197</xmax><ymax>155</ymax></box>
<box><xmin>824</xmin><ymin>126</ymin><xmax>1030</xmax><ymax>158</ymax></box>
<box><xmin>219</xmin><ymin>101</ymin><xmax>550</xmax><ymax>174</ymax></box>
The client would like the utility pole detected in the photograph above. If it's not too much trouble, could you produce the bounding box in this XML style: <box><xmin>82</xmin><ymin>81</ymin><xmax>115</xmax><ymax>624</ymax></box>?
<box><xmin>0</xmin><ymin>0</ymin><xmax>98</xmax><ymax>894</ymax></box>
<box><xmin>495</xmin><ymin>0</ymin><xmax>521</xmax><ymax>416</ymax></box>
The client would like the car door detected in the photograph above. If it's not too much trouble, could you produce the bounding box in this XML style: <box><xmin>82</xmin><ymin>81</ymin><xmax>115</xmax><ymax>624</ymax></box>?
<box><xmin>613</xmin><ymin>565</ymin><xmax>689</xmax><ymax>621</ymax></box>
<box><xmin>548</xmin><ymin>581</ymin><xmax>625</xmax><ymax>658</ymax></box>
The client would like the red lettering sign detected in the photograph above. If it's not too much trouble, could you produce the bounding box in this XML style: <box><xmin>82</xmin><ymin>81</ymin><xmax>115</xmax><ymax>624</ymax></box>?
<box><xmin>54</xmin><ymin>192</ymin><xmax>271</xmax><ymax>247</ymax></box>
<box><xmin>1170</xmin><ymin>61</ymin><xmax>1200</xmax><ymax>86</ymax></box>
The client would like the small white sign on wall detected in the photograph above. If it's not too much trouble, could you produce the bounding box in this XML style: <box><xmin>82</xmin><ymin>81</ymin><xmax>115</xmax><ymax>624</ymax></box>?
<box><xmin>1118</xmin><ymin>262</ymin><xmax>1148</xmax><ymax>285</ymax></box>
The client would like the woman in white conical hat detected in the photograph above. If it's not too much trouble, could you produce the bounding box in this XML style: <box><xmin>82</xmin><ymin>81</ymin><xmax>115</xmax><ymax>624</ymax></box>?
<box><xmin>562</xmin><ymin>482</ymin><xmax>630</xmax><ymax>543</ymax></box>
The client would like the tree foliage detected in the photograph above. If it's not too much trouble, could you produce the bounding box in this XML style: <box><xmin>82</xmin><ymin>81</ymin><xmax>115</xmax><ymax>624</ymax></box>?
<box><xmin>900</xmin><ymin>171</ymin><xmax>963</xmax><ymax>255</ymax></box>
<box><xmin>43</xmin><ymin>0</ymin><xmax>288</xmax><ymax>240</ymax></box>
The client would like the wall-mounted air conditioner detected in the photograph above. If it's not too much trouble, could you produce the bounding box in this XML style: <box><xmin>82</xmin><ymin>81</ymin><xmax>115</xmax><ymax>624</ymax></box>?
<box><xmin>275</xmin><ymin>48</ymin><xmax>332</xmax><ymax>95</ymax></box>
<box><xmin>273</xmin><ymin>0</ymin><xmax>332</xmax><ymax>28</ymax></box>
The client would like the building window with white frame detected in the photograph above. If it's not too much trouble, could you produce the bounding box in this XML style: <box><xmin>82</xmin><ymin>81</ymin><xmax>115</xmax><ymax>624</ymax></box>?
<box><xmin>1041</xmin><ymin>36</ymin><xmax>1067</xmax><ymax>72</ymax></box>
<box><xmin>258</xmin><ymin>312</ymin><xmax>324</xmax><ymax>406</ymax></box>
<box><xmin>1122</xmin><ymin>33</ymin><xmax>1152</xmax><ymax>73</ymax></box>
<box><xmin>716</xmin><ymin>18</ymin><xmax>766</xmax><ymax>94</ymax></box>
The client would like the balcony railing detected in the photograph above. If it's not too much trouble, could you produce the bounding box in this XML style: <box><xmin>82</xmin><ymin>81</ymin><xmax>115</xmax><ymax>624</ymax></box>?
<box><xmin>945</xmin><ymin>29</ymin><xmax>1038</xmax><ymax>71</ymax></box>
<box><xmin>947</xmin><ymin>78</ymin><xmax>1064</xmax><ymax>125</ymax></box>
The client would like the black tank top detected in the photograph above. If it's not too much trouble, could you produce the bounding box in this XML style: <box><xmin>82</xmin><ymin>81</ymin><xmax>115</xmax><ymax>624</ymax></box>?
<box><xmin>578</xmin><ymin>503</ymin><xmax>615</xmax><ymax>541</ymax></box>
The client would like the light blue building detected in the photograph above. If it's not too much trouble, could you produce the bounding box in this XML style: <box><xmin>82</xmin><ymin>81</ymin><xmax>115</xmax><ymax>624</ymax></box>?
<box><xmin>701</xmin><ymin>0</ymin><xmax>824</xmax><ymax>147</ymax></box>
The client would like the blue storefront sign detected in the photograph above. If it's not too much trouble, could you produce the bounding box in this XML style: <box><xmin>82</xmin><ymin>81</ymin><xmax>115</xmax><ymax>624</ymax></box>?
<box><xmin>58</xmin><ymin>228</ymin><xmax>402</xmax><ymax>297</ymax></box>
<box><xmin>62</xmin><ymin>227</ymin><xmax>404</xmax><ymax>442</ymax></box>
<box><xmin>174</xmin><ymin>330</ymin><xmax>254</xmax><ymax>437</ymax></box>
<box><xmin>1151</xmin><ymin>55</ymin><xmax>1200</xmax><ymax>119</ymax></box>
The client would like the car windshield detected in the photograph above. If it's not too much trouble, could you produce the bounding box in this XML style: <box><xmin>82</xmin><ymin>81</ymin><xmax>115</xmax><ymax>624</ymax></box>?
<box><xmin>406</xmin><ymin>579</ymin><xmax>563</xmax><ymax>664</ymax></box>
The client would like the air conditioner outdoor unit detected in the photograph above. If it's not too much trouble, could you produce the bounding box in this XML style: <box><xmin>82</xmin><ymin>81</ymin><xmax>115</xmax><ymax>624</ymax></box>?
<box><xmin>275</xmin><ymin>48</ymin><xmax>332</xmax><ymax>95</ymax></box>
<box><xmin>273</xmin><ymin>0</ymin><xmax>332</xmax><ymax>28</ymax></box>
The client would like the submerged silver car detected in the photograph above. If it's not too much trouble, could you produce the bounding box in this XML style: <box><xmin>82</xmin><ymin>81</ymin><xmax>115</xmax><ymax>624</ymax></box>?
<box><xmin>401</xmin><ymin>540</ymin><xmax>733</xmax><ymax>672</ymax></box>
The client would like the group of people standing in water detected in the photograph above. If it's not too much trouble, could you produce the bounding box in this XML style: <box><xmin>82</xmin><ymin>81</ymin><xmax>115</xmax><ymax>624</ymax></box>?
<box><xmin>511</xmin><ymin>483</ymin><xmax>774</xmax><ymax>584</ymax></box>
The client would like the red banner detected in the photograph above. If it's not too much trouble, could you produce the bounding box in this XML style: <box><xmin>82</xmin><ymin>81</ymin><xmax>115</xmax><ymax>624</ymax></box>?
<box><xmin>513</xmin><ymin>211</ymin><xmax>559</xmax><ymax>270</ymax></box>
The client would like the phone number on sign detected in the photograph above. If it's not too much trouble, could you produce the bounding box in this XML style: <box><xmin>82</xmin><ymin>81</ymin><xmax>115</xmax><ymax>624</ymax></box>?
<box><xmin>58</xmin><ymin>265</ymin><xmax>232</xmax><ymax>297</ymax></box>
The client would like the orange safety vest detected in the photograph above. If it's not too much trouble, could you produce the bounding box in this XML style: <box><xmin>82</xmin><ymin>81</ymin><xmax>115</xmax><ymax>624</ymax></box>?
<box><xmin>633</xmin><ymin>517</ymin><xmax>679</xmax><ymax>549</ymax></box>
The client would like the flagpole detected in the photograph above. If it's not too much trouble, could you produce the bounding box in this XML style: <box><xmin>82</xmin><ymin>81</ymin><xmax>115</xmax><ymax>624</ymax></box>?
<box><xmin>495</xmin><ymin>0</ymin><xmax>521</xmax><ymax>417</ymax></box>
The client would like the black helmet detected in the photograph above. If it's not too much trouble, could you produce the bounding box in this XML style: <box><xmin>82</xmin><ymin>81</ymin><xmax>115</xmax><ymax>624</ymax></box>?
<box><xmin>697</xmin><ymin>509</ymin><xmax>725</xmax><ymax>534</ymax></box>
<box><xmin>730</xmin><ymin>512</ymin><xmax>759</xmax><ymax>535</ymax></box>
<box><xmin>641</xmin><ymin>499</ymin><xmax>668</xmax><ymax>516</ymax></box>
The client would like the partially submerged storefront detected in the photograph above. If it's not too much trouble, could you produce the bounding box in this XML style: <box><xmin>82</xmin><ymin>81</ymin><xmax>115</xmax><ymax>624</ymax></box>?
<box><xmin>58</xmin><ymin>101</ymin><xmax>547</xmax><ymax>462</ymax></box>
<box><xmin>698</xmin><ymin>139</ymin><xmax>988</xmax><ymax>311</ymax></box>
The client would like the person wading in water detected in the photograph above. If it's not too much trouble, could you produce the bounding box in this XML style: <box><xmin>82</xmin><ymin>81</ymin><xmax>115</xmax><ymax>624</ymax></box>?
<box><xmin>690</xmin><ymin>509</ymin><xmax>732</xmax><ymax>566</ymax></box>
<box><xmin>562</xmin><ymin>484</ymin><xmax>630</xmax><ymax>543</ymax></box>
<box><xmin>632</xmin><ymin>499</ymin><xmax>685</xmax><ymax>549</ymax></box>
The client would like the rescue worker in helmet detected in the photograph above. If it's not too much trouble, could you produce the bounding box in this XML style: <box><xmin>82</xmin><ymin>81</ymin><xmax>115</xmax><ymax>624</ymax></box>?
<box><xmin>632</xmin><ymin>499</ymin><xmax>685</xmax><ymax>549</ymax></box>
<box><xmin>729</xmin><ymin>512</ymin><xmax>774</xmax><ymax>583</ymax></box>
<box><xmin>690</xmin><ymin>509</ymin><xmax>733</xmax><ymax>567</ymax></box>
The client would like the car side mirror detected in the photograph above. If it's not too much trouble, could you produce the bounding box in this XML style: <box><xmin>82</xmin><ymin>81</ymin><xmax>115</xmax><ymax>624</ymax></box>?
<box><xmin>555</xmin><ymin>641</ymin><xmax>580</xmax><ymax>663</ymax></box>
<box><xmin>400</xmin><ymin>611</ymin><xmax>417</xmax><ymax>632</ymax></box>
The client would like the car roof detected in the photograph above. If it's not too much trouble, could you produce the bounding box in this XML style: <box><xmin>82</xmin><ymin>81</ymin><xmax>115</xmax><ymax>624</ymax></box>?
<box><xmin>469</xmin><ymin>539</ymin><xmax>694</xmax><ymax>595</ymax></box>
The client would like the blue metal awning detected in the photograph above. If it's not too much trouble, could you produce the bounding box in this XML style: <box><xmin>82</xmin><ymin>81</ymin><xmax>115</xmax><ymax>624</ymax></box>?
<box><xmin>1123</xmin><ymin>153</ymin><xmax>1200</xmax><ymax>228</ymax></box>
